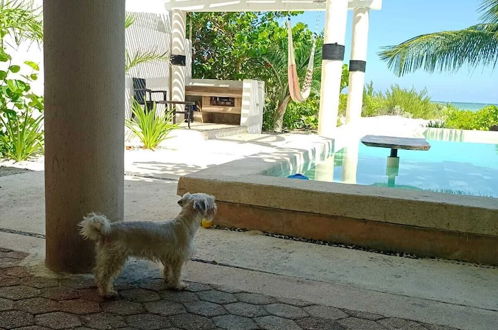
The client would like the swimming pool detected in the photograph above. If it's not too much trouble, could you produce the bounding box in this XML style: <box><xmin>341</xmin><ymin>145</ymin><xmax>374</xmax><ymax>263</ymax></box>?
<box><xmin>283</xmin><ymin>137</ymin><xmax>498</xmax><ymax>198</ymax></box>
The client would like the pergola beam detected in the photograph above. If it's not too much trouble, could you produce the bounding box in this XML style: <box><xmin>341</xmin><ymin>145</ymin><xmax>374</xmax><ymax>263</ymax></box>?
<box><xmin>163</xmin><ymin>0</ymin><xmax>382</xmax><ymax>12</ymax></box>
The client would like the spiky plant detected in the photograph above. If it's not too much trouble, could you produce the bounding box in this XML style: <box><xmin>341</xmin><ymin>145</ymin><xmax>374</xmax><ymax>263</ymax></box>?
<box><xmin>379</xmin><ymin>0</ymin><xmax>498</xmax><ymax>75</ymax></box>
<box><xmin>125</xmin><ymin>101</ymin><xmax>178</xmax><ymax>150</ymax></box>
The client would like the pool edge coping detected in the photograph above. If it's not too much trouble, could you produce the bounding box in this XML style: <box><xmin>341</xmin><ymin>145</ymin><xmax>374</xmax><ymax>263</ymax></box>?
<box><xmin>178</xmin><ymin>135</ymin><xmax>498</xmax><ymax>237</ymax></box>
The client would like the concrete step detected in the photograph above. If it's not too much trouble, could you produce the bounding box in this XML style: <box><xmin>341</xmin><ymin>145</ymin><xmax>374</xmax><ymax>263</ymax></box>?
<box><xmin>201</xmin><ymin>125</ymin><xmax>248</xmax><ymax>139</ymax></box>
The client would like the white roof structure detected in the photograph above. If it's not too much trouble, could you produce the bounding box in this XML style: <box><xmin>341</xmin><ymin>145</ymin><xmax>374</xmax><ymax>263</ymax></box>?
<box><xmin>163</xmin><ymin>0</ymin><xmax>382</xmax><ymax>12</ymax></box>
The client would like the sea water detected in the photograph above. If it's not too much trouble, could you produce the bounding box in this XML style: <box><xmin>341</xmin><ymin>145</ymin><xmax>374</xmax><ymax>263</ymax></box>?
<box><xmin>434</xmin><ymin>101</ymin><xmax>498</xmax><ymax>111</ymax></box>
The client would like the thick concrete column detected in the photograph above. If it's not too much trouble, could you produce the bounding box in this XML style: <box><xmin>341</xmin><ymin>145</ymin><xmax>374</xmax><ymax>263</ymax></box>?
<box><xmin>346</xmin><ymin>8</ymin><xmax>370</xmax><ymax>124</ymax></box>
<box><xmin>170</xmin><ymin>10</ymin><xmax>187</xmax><ymax>114</ymax></box>
<box><xmin>44</xmin><ymin>0</ymin><xmax>125</xmax><ymax>273</ymax></box>
<box><xmin>318</xmin><ymin>0</ymin><xmax>349</xmax><ymax>138</ymax></box>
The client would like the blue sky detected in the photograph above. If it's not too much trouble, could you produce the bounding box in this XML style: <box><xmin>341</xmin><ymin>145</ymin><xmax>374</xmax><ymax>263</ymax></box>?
<box><xmin>294</xmin><ymin>0</ymin><xmax>498</xmax><ymax>104</ymax></box>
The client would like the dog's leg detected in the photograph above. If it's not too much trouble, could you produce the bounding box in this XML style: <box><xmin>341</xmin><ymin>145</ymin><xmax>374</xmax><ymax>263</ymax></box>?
<box><xmin>94</xmin><ymin>247</ymin><xmax>126</xmax><ymax>298</ymax></box>
<box><xmin>162</xmin><ymin>261</ymin><xmax>173</xmax><ymax>285</ymax></box>
<box><xmin>168</xmin><ymin>260</ymin><xmax>187</xmax><ymax>290</ymax></box>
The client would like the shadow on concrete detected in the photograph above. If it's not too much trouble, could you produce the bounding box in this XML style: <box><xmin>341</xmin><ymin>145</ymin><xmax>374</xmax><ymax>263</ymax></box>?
<box><xmin>126</xmin><ymin>161</ymin><xmax>208</xmax><ymax>179</ymax></box>
<box><xmin>0</xmin><ymin>166</ymin><xmax>32</xmax><ymax>177</ymax></box>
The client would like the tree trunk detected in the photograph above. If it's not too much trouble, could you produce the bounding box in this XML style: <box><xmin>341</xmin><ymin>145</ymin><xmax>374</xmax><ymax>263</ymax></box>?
<box><xmin>273</xmin><ymin>95</ymin><xmax>291</xmax><ymax>133</ymax></box>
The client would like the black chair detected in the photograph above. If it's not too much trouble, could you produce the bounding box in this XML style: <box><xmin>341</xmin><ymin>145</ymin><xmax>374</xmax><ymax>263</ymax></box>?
<box><xmin>132</xmin><ymin>77</ymin><xmax>197</xmax><ymax>128</ymax></box>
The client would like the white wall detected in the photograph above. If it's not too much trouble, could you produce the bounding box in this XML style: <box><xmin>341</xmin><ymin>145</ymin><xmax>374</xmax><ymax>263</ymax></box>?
<box><xmin>125</xmin><ymin>10</ymin><xmax>172</xmax><ymax>118</ymax></box>
<box><xmin>241</xmin><ymin>79</ymin><xmax>265</xmax><ymax>134</ymax></box>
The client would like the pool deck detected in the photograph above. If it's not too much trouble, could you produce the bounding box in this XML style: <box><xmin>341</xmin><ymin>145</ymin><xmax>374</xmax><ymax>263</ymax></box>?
<box><xmin>1</xmin><ymin>116</ymin><xmax>498</xmax><ymax>329</ymax></box>
<box><xmin>178</xmin><ymin>120</ymin><xmax>498</xmax><ymax>265</ymax></box>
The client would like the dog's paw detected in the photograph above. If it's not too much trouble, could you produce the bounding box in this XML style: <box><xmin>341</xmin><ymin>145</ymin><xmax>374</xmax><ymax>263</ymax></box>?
<box><xmin>168</xmin><ymin>281</ymin><xmax>187</xmax><ymax>291</ymax></box>
<box><xmin>99</xmin><ymin>288</ymin><xmax>118</xmax><ymax>299</ymax></box>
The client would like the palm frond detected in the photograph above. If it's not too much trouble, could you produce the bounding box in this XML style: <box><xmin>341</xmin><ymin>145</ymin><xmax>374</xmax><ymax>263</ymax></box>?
<box><xmin>125</xmin><ymin>13</ymin><xmax>135</xmax><ymax>29</ymax></box>
<box><xmin>0</xmin><ymin>0</ymin><xmax>43</xmax><ymax>47</ymax></box>
<box><xmin>125</xmin><ymin>49</ymin><xmax>169</xmax><ymax>72</ymax></box>
<box><xmin>379</xmin><ymin>23</ymin><xmax>498</xmax><ymax>76</ymax></box>
<box><xmin>480</xmin><ymin>0</ymin><xmax>498</xmax><ymax>24</ymax></box>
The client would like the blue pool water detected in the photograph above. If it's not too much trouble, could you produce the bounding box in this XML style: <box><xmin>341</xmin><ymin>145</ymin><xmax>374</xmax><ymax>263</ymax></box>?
<box><xmin>283</xmin><ymin>139</ymin><xmax>498</xmax><ymax>198</ymax></box>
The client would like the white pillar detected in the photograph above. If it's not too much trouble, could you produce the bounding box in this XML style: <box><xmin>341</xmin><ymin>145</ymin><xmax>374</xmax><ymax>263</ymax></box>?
<box><xmin>315</xmin><ymin>156</ymin><xmax>335</xmax><ymax>182</ymax></box>
<box><xmin>318</xmin><ymin>0</ymin><xmax>349</xmax><ymax>138</ymax></box>
<box><xmin>346</xmin><ymin>8</ymin><xmax>370</xmax><ymax>124</ymax></box>
<box><xmin>44</xmin><ymin>0</ymin><xmax>125</xmax><ymax>273</ymax></box>
<box><xmin>170</xmin><ymin>10</ymin><xmax>187</xmax><ymax>114</ymax></box>
<box><xmin>342</xmin><ymin>142</ymin><xmax>359</xmax><ymax>184</ymax></box>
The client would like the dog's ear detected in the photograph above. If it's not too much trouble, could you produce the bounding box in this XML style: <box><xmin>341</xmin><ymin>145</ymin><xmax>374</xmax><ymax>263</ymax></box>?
<box><xmin>193</xmin><ymin>199</ymin><xmax>206</xmax><ymax>214</ymax></box>
<box><xmin>178</xmin><ymin>192</ymin><xmax>191</xmax><ymax>206</ymax></box>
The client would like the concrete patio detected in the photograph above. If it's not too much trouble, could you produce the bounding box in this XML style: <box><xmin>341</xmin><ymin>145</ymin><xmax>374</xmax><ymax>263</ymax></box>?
<box><xmin>1</xmin><ymin>128</ymin><xmax>497</xmax><ymax>329</ymax></box>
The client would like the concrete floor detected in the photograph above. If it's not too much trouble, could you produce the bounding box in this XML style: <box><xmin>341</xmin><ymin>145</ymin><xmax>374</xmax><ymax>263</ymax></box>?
<box><xmin>1</xmin><ymin>125</ymin><xmax>498</xmax><ymax>329</ymax></box>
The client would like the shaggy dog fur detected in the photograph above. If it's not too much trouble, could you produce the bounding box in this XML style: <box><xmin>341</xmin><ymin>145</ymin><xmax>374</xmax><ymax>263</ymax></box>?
<box><xmin>79</xmin><ymin>192</ymin><xmax>216</xmax><ymax>298</ymax></box>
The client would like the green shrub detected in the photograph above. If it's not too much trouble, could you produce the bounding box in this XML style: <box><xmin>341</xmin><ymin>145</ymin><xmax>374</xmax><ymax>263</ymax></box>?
<box><xmin>0</xmin><ymin>107</ymin><xmax>43</xmax><ymax>161</ymax></box>
<box><xmin>426</xmin><ymin>120</ymin><xmax>445</xmax><ymax>128</ymax></box>
<box><xmin>444</xmin><ymin>105</ymin><xmax>498</xmax><ymax>130</ymax></box>
<box><xmin>338</xmin><ymin>93</ymin><xmax>348</xmax><ymax>118</ymax></box>
<box><xmin>0</xmin><ymin>57</ymin><xmax>44</xmax><ymax>161</ymax></box>
<box><xmin>125</xmin><ymin>101</ymin><xmax>178</xmax><ymax>149</ymax></box>
<box><xmin>283</xmin><ymin>96</ymin><xmax>319</xmax><ymax>131</ymax></box>
<box><xmin>262</xmin><ymin>100</ymin><xmax>276</xmax><ymax>131</ymax></box>
<box><xmin>362</xmin><ymin>84</ymin><xmax>441</xmax><ymax>119</ymax></box>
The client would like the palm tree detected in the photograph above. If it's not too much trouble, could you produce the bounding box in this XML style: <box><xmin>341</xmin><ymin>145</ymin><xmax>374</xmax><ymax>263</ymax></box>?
<box><xmin>379</xmin><ymin>0</ymin><xmax>498</xmax><ymax>76</ymax></box>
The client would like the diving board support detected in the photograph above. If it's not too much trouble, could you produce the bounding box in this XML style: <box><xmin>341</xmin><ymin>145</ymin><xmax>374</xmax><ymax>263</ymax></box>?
<box><xmin>361</xmin><ymin>135</ymin><xmax>431</xmax><ymax>187</ymax></box>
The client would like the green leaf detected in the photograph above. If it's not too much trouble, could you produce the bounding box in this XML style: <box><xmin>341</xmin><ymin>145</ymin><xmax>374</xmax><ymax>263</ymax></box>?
<box><xmin>0</xmin><ymin>70</ymin><xmax>7</xmax><ymax>80</ymax></box>
<box><xmin>9</xmin><ymin>65</ymin><xmax>21</xmax><ymax>73</ymax></box>
<box><xmin>24</xmin><ymin>61</ymin><xmax>39</xmax><ymax>71</ymax></box>
<box><xmin>30</xmin><ymin>73</ymin><xmax>38</xmax><ymax>80</ymax></box>
<box><xmin>6</xmin><ymin>79</ymin><xmax>19</xmax><ymax>93</ymax></box>
<box><xmin>0</xmin><ymin>52</ymin><xmax>10</xmax><ymax>62</ymax></box>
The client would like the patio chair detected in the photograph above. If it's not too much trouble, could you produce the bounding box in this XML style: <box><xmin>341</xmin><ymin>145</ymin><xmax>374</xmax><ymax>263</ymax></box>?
<box><xmin>132</xmin><ymin>77</ymin><xmax>197</xmax><ymax>128</ymax></box>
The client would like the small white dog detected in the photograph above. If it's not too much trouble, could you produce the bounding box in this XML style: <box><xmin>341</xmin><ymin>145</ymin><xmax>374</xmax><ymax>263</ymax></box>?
<box><xmin>79</xmin><ymin>192</ymin><xmax>216</xmax><ymax>298</ymax></box>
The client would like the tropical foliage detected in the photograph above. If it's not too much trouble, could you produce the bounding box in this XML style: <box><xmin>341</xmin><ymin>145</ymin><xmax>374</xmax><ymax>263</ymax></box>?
<box><xmin>0</xmin><ymin>0</ymin><xmax>42</xmax><ymax>50</ymax></box>
<box><xmin>189</xmin><ymin>12</ymin><xmax>325</xmax><ymax>131</ymax></box>
<box><xmin>260</xmin><ymin>24</ymin><xmax>322</xmax><ymax>132</ymax></box>
<box><xmin>125</xmin><ymin>101</ymin><xmax>178</xmax><ymax>150</ymax></box>
<box><xmin>360</xmin><ymin>84</ymin><xmax>441</xmax><ymax>119</ymax></box>
<box><xmin>0</xmin><ymin>102</ymin><xmax>43</xmax><ymax>161</ymax></box>
<box><xmin>0</xmin><ymin>0</ymin><xmax>43</xmax><ymax>161</ymax></box>
<box><xmin>442</xmin><ymin>105</ymin><xmax>498</xmax><ymax>130</ymax></box>
<box><xmin>283</xmin><ymin>95</ymin><xmax>320</xmax><ymax>131</ymax></box>
<box><xmin>379</xmin><ymin>0</ymin><xmax>498</xmax><ymax>75</ymax></box>
<box><xmin>284</xmin><ymin>64</ymin><xmax>349</xmax><ymax>131</ymax></box>
<box><xmin>124</xmin><ymin>14</ymin><xmax>169</xmax><ymax>73</ymax></box>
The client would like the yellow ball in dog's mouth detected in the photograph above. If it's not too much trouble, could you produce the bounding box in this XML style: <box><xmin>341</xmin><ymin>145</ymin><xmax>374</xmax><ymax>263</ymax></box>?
<box><xmin>201</xmin><ymin>218</ymin><xmax>213</xmax><ymax>228</ymax></box>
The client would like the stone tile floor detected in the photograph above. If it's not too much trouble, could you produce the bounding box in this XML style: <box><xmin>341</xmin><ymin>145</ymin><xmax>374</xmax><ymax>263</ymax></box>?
<box><xmin>0</xmin><ymin>248</ymin><xmax>455</xmax><ymax>330</ymax></box>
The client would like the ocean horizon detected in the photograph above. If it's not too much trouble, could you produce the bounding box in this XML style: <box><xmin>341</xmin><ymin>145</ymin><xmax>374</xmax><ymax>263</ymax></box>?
<box><xmin>434</xmin><ymin>101</ymin><xmax>498</xmax><ymax>111</ymax></box>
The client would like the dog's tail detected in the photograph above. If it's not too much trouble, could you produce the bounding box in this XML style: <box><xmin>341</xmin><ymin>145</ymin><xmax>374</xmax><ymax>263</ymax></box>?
<box><xmin>79</xmin><ymin>213</ymin><xmax>112</xmax><ymax>241</ymax></box>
